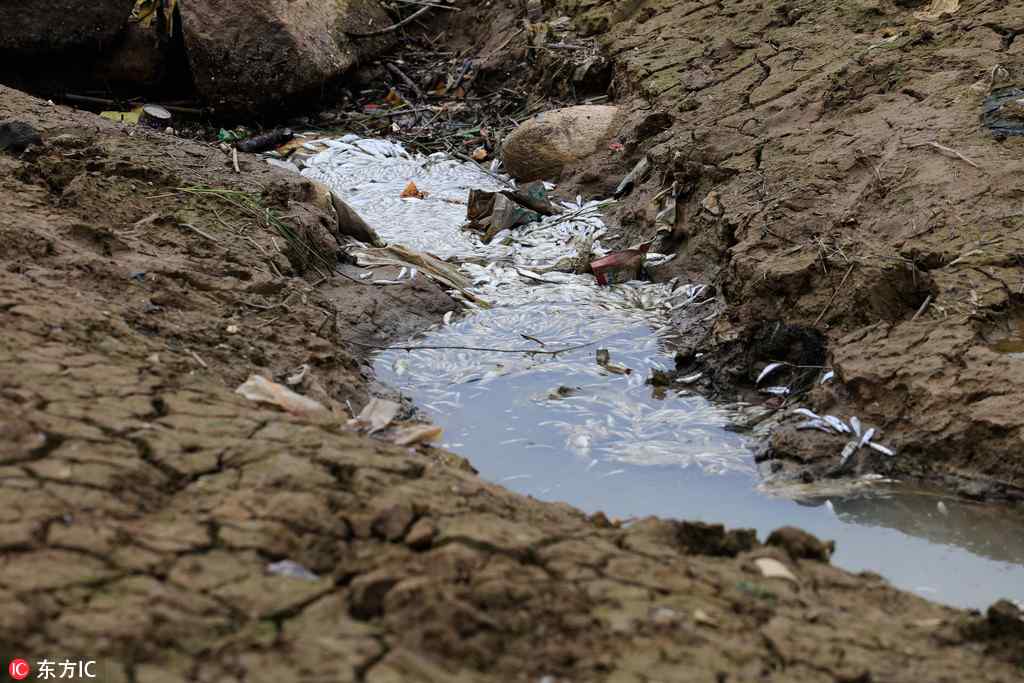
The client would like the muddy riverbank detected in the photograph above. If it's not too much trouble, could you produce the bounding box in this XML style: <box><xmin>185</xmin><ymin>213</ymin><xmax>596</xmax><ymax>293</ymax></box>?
<box><xmin>3</xmin><ymin>0</ymin><xmax>1024</xmax><ymax>679</ymax></box>
<box><xmin>2</xmin><ymin>82</ymin><xmax>1023</xmax><ymax>682</ymax></box>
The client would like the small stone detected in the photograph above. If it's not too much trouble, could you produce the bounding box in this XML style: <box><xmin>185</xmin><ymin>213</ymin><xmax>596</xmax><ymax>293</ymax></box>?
<box><xmin>372</xmin><ymin>505</ymin><xmax>416</xmax><ymax>542</ymax></box>
<box><xmin>226</xmin><ymin>325</ymin><xmax>240</xmax><ymax>334</ymax></box>
<box><xmin>650</xmin><ymin>606</ymin><xmax>678</xmax><ymax>626</ymax></box>
<box><xmin>404</xmin><ymin>518</ymin><xmax>437</xmax><ymax>550</ymax></box>
<box><xmin>766</xmin><ymin>526</ymin><xmax>834</xmax><ymax>562</ymax></box>
<box><xmin>701</xmin><ymin>191</ymin><xmax>723</xmax><ymax>216</ymax></box>
<box><xmin>0</xmin><ymin>120</ymin><xmax>42</xmax><ymax>154</ymax></box>
<box><xmin>693</xmin><ymin>608</ymin><xmax>718</xmax><ymax>628</ymax></box>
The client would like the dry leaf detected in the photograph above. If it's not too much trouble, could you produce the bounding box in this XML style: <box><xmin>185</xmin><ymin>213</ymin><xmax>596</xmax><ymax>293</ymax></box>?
<box><xmin>235</xmin><ymin>375</ymin><xmax>327</xmax><ymax>417</ymax></box>
<box><xmin>400</xmin><ymin>181</ymin><xmax>427</xmax><ymax>199</ymax></box>
<box><xmin>471</xmin><ymin>146</ymin><xmax>489</xmax><ymax>161</ymax></box>
<box><xmin>393</xmin><ymin>424</ymin><xmax>443</xmax><ymax>446</ymax></box>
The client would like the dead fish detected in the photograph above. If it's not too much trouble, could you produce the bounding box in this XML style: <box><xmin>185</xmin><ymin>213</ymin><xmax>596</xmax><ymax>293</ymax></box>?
<box><xmin>796</xmin><ymin>419</ymin><xmax>832</xmax><ymax>434</ymax></box>
<box><xmin>762</xmin><ymin>386</ymin><xmax>790</xmax><ymax>396</ymax></box>
<box><xmin>839</xmin><ymin>440</ymin><xmax>859</xmax><ymax>465</ymax></box>
<box><xmin>820</xmin><ymin>370</ymin><xmax>835</xmax><ymax>384</ymax></box>
<box><xmin>757</xmin><ymin>362</ymin><xmax>786</xmax><ymax>385</ymax></box>
<box><xmin>824</xmin><ymin>415</ymin><xmax>850</xmax><ymax>433</ymax></box>
<box><xmin>859</xmin><ymin>427</ymin><xmax>876</xmax><ymax>449</ymax></box>
<box><xmin>868</xmin><ymin>441</ymin><xmax>895</xmax><ymax>457</ymax></box>
<box><xmin>792</xmin><ymin>407</ymin><xmax>820</xmax><ymax>420</ymax></box>
<box><xmin>850</xmin><ymin>416</ymin><xmax>862</xmax><ymax>438</ymax></box>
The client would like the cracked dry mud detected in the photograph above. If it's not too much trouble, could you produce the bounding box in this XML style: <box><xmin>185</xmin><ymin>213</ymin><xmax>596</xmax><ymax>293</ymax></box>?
<box><xmin>3</xmin><ymin>1</ymin><xmax>1024</xmax><ymax>680</ymax></box>
<box><xmin>0</xmin><ymin>88</ymin><xmax>1020</xmax><ymax>683</ymax></box>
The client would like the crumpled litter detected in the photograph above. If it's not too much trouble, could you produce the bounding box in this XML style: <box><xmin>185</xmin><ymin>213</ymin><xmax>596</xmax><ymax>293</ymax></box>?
<box><xmin>235</xmin><ymin>375</ymin><xmax>327</xmax><ymax>417</ymax></box>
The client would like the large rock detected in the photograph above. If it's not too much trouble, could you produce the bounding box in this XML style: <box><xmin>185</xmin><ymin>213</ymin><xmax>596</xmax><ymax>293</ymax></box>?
<box><xmin>180</xmin><ymin>0</ymin><xmax>394</xmax><ymax>112</ymax></box>
<box><xmin>0</xmin><ymin>0</ymin><xmax>133</xmax><ymax>56</ymax></box>
<box><xmin>502</xmin><ymin>105</ymin><xmax>620</xmax><ymax>182</ymax></box>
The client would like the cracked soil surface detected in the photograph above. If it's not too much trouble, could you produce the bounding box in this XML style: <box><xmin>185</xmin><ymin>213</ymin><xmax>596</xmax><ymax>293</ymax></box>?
<box><xmin>3</xmin><ymin>1</ymin><xmax>1024</xmax><ymax>680</ymax></box>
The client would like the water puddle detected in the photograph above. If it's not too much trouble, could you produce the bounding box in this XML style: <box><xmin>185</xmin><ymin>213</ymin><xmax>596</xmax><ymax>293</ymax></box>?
<box><xmin>299</xmin><ymin>137</ymin><xmax>1024</xmax><ymax>610</ymax></box>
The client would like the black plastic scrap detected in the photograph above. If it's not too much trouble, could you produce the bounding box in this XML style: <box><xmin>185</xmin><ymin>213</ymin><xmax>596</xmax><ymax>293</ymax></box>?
<box><xmin>236</xmin><ymin>128</ymin><xmax>294</xmax><ymax>153</ymax></box>
<box><xmin>981</xmin><ymin>88</ymin><xmax>1024</xmax><ymax>137</ymax></box>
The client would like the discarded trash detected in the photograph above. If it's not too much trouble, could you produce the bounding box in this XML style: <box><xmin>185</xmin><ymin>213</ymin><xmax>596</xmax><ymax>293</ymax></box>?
<box><xmin>596</xmin><ymin>348</ymin><xmax>632</xmax><ymax>375</ymax></box>
<box><xmin>465</xmin><ymin>181</ymin><xmax>556</xmax><ymax>242</ymax></box>
<box><xmin>614</xmin><ymin>155</ymin><xmax>651</xmax><ymax>197</ymax></box>
<box><xmin>591</xmin><ymin>243</ymin><xmax>650</xmax><ymax>286</ymax></box>
<box><xmin>350</xmin><ymin>397</ymin><xmax>401</xmax><ymax>434</ymax></box>
<box><xmin>655</xmin><ymin>182</ymin><xmax>678</xmax><ymax>227</ymax></box>
<box><xmin>982</xmin><ymin>88</ymin><xmax>1024</xmax><ymax>137</ymax></box>
<box><xmin>236</xmin><ymin>128</ymin><xmax>294</xmax><ymax>154</ymax></box>
<box><xmin>393</xmin><ymin>424</ymin><xmax>444</xmax><ymax>446</ymax></box>
<box><xmin>131</xmin><ymin>0</ymin><xmax>178</xmax><ymax>34</ymax></box>
<box><xmin>139</xmin><ymin>104</ymin><xmax>172</xmax><ymax>129</ymax></box>
<box><xmin>754</xmin><ymin>557</ymin><xmax>798</xmax><ymax>584</ymax></box>
<box><xmin>400</xmin><ymin>180</ymin><xmax>428</xmax><ymax>199</ymax></box>
<box><xmin>100</xmin><ymin>108</ymin><xmax>143</xmax><ymax>125</ymax></box>
<box><xmin>235</xmin><ymin>375</ymin><xmax>327</xmax><ymax>417</ymax></box>
<box><xmin>353</xmin><ymin>244</ymin><xmax>489</xmax><ymax>306</ymax></box>
<box><xmin>266</xmin><ymin>560</ymin><xmax>318</xmax><ymax>581</ymax></box>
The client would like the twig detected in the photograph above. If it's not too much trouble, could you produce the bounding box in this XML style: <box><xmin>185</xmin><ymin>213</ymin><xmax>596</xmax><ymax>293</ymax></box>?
<box><xmin>63</xmin><ymin>93</ymin><xmax>206</xmax><ymax>116</ymax></box>
<box><xmin>232</xmin><ymin>147</ymin><xmax>240</xmax><ymax>173</ymax></box>
<box><xmin>501</xmin><ymin>188</ymin><xmax>564</xmax><ymax>216</ymax></box>
<box><xmin>346</xmin><ymin>5</ymin><xmax>431</xmax><ymax>36</ymax></box>
<box><xmin>386</xmin><ymin>62</ymin><xmax>426</xmax><ymax>101</ymax></box>
<box><xmin>908</xmin><ymin>141</ymin><xmax>982</xmax><ymax>170</ymax></box>
<box><xmin>910</xmin><ymin>294</ymin><xmax>932</xmax><ymax>322</ymax></box>
<box><xmin>189</xmin><ymin>350</ymin><xmax>208</xmax><ymax>368</ymax></box>
<box><xmin>178</xmin><ymin>223</ymin><xmax>219</xmax><ymax>243</ymax></box>
<box><xmin>341</xmin><ymin>338</ymin><xmax>597</xmax><ymax>356</ymax></box>
<box><xmin>814</xmin><ymin>264</ymin><xmax>856</xmax><ymax>326</ymax></box>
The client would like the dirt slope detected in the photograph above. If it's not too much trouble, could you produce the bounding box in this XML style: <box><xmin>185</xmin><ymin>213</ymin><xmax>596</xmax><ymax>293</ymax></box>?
<box><xmin>2</xmin><ymin>86</ymin><xmax>1023</xmax><ymax>680</ymax></box>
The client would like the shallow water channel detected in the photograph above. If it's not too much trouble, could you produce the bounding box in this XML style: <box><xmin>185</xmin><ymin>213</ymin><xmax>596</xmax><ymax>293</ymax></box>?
<box><xmin>300</xmin><ymin>137</ymin><xmax>1024</xmax><ymax>610</ymax></box>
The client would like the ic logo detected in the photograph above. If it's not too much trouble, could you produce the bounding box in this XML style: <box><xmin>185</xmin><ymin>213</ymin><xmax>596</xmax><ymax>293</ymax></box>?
<box><xmin>8</xmin><ymin>659</ymin><xmax>30</xmax><ymax>680</ymax></box>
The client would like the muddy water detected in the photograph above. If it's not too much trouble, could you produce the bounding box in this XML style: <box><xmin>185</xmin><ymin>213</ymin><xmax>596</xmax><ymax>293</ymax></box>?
<box><xmin>300</xmin><ymin>138</ymin><xmax>1024</xmax><ymax>610</ymax></box>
